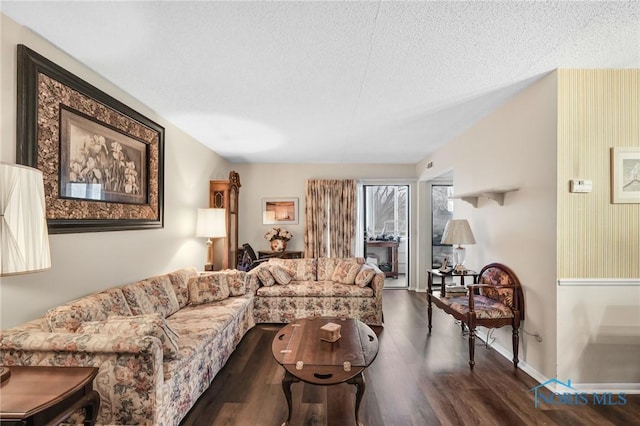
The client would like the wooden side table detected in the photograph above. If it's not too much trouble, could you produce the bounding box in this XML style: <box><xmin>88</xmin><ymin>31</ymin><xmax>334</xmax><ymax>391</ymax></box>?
<box><xmin>427</xmin><ymin>268</ymin><xmax>480</xmax><ymax>289</ymax></box>
<box><xmin>0</xmin><ymin>366</ymin><xmax>100</xmax><ymax>425</ymax></box>
<box><xmin>366</xmin><ymin>240</ymin><xmax>399</xmax><ymax>278</ymax></box>
<box><xmin>258</xmin><ymin>250</ymin><xmax>303</xmax><ymax>260</ymax></box>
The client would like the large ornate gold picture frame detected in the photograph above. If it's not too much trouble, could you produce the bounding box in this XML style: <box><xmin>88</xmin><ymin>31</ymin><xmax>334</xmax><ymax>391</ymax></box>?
<box><xmin>16</xmin><ymin>45</ymin><xmax>164</xmax><ymax>233</ymax></box>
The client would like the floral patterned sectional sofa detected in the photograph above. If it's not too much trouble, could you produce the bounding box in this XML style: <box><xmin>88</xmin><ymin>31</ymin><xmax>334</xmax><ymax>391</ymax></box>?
<box><xmin>250</xmin><ymin>257</ymin><xmax>384</xmax><ymax>326</ymax></box>
<box><xmin>0</xmin><ymin>257</ymin><xmax>383</xmax><ymax>426</ymax></box>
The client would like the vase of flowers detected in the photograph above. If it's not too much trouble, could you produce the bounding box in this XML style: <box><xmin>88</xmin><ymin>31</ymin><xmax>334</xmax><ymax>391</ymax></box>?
<box><xmin>264</xmin><ymin>227</ymin><xmax>292</xmax><ymax>252</ymax></box>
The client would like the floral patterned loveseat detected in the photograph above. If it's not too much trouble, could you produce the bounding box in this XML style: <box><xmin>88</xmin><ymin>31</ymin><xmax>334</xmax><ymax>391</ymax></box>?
<box><xmin>0</xmin><ymin>267</ymin><xmax>256</xmax><ymax>426</ymax></box>
<box><xmin>250</xmin><ymin>257</ymin><xmax>384</xmax><ymax>326</ymax></box>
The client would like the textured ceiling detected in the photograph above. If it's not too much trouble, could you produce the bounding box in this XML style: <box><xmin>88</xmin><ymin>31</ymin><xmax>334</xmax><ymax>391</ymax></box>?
<box><xmin>2</xmin><ymin>1</ymin><xmax>639</xmax><ymax>164</ymax></box>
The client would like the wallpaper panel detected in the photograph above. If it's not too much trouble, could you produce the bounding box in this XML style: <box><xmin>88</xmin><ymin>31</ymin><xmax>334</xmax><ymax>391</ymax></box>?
<box><xmin>557</xmin><ymin>69</ymin><xmax>639</xmax><ymax>278</ymax></box>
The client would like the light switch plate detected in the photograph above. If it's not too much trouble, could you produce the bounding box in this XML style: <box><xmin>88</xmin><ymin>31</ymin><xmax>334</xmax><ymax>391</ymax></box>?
<box><xmin>570</xmin><ymin>179</ymin><xmax>593</xmax><ymax>193</ymax></box>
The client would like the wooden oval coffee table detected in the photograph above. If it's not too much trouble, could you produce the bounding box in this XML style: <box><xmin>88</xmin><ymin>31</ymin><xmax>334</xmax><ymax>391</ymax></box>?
<box><xmin>272</xmin><ymin>317</ymin><xmax>379</xmax><ymax>426</ymax></box>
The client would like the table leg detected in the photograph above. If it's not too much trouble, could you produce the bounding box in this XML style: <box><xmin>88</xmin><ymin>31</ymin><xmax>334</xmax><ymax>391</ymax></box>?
<box><xmin>83</xmin><ymin>390</ymin><xmax>100</xmax><ymax>426</ymax></box>
<box><xmin>281</xmin><ymin>370</ymin><xmax>299</xmax><ymax>426</ymax></box>
<box><xmin>347</xmin><ymin>372</ymin><xmax>366</xmax><ymax>426</ymax></box>
<box><xmin>45</xmin><ymin>389</ymin><xmax>101</xmax><ymax>426</ymax></box>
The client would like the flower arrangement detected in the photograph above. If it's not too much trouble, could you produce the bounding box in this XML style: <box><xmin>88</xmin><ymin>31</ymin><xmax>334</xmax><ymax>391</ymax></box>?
<box><xmin>264</xmin><ymin>227</ymin><xmax>293</xmax><ymax>242</ymax></box>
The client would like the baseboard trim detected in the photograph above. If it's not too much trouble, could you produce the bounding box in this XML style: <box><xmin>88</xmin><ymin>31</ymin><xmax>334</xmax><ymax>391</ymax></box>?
<box><xmin>572</xmin><ymin>382</ymin><xmax>640</xmax><ymax>394</ymax></box>
<box><xmin>474</xmin><ymin>330</ymin><xmax>640</xmax><ymax>394</ymax></box>
<box><xmin>474</xmin><ymin>330</ymin><xmax>549</xmax><ymax>389</ymax></box>
<box><xmin>558</xmin><ymin>278</ymin><xmax>640</xmax><ymax>286</ymax></box>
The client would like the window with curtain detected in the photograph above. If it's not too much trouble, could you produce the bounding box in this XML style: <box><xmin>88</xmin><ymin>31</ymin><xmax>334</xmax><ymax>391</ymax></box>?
<box><xmin>304</xmin><ymin>179</ymin><xmax>356</xmax><ymax>258</ymax></box>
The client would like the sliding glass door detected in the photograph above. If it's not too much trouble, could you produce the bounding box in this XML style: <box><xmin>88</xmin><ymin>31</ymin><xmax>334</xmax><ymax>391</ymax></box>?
<box><xmin>362</xmin><ymin>185</ymin><xmax>409</xmax><ymax>288</ymax></box>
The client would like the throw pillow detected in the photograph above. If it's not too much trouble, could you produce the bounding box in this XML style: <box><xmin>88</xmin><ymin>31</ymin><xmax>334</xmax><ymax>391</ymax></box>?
<box><xmin>45</xmin><ymin>288</ymin><xmax>133</xmax><ymax>333</ymax></box>
<box><xmin>355</xmin><ymin>264</ymin><xmax>376</xmax><ymax>288</ymax></box>
<box><xmin>187</xmin><ymin>274</ymin><xmax>230</xmax><ymax>305</ymax></box>
<box><xmin>269</xmin><ymin>264</ymin><xmax>293</xmax><ymax>285</ymax></box>
<box><xmin>121</xmin><ymin>276</ymin><xmax>181</xmax><ymax>318</ymax></box>
<box><xmin>255</xmin><ymin>263</ymin><xmax>276</xmax><ymax>287</ymax></box>
<box><xmin>167</xmin><ymin>267</ymin><xmax>199</xmax><ymax>308</ymax></box>
<box><xmin>269</xmin><ymin>258</ymin><xmax>316</xmax><ymax>281</ymax></box>
<box><xmin>198</xmin><ymin>271</ymin><xmax>246</xmax><ymax>297</ymax></box>
<box><xmin>331</xmin><ymin>260</ymin><xmax>361</xmax><ymax>285</ymax></box>
<box><xmin>77</xmin><ymin>313</ymin><xmax>180</xmax><ymax>359</ymax></box>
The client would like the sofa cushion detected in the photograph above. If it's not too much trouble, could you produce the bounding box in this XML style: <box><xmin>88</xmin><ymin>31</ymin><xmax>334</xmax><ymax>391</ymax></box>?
<box><xmin>331</xmin><ymin>260</ymin><xmax>361</xmax><ymax>284</ymax></box>
<box><xmin>268</xmin><ymin>258</ymin><xmax>317</xmax><ymax>281</ymax></box>
<box><xmin>192</xmin><ymin>270</ymin><xmax>246</xmax><ymax>297</ymax></box>
<box><xmin>163</xmin><ymin>294</ymin><xmax>254</xmax><ymax>379</ymax></box>
<box><xmin>438</xmin><ymin>295</ymin><xmax>514</xmax><ymax>320</ymax></box>
<box><xmin>122</xmin><ymin>275</ymin><xmax>181</xmax><ymax>318</ymax></box>
<box><xmin>167</xmin><ymin>267</ymin><xmax>199</xmax><ymax>308</ymax></box>
<box><xmin>318</xmin><ymin>257</ymin><xmax>364</xmax><ymax>281</ymax></box>
<box><xmin>270</xmin><ymin>264</ymin><xmax>293</xmax><ymax>285</ymax></box>
<box><xmin>355</xmin><ymin>264</ymin><xmax>376</xmax><ymax>288</ymax></box>
<box><xmin>187</xmin><ymin>273</ymin><xmax>231</xmax><ymax>305</ymax></box>
<box><xmin>256</xmin><ymin>281</ymin><xmax>374</xmax><ymax>297</ymax></box>
<box><xmin>254</xmin><ymin>263</ymin><xmax>276</xmax><ymax>287</ymax></box>
<box><xmin>221</xmin><ymin>270</ymin><xmax>247</xmax><ymax>296</ymax></box>
<box><xmin>45</xmin><ymin>288</ymin><xmax>133</xmax><ymax>332</ymax></box>
<box><xmin>77</xmin><ymin>313</ymin><xmax>180</xmax><ymax>359</ymax></box>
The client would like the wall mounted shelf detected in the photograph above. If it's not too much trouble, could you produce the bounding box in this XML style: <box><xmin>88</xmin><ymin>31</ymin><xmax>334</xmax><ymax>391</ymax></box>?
<box><xmin>450</xmin><ymin>188</ymin><xmax>519</xmax><ymax>207</ymax></box>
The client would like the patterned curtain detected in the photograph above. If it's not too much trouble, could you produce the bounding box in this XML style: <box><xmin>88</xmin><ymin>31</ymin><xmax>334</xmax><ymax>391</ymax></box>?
<box><xmin>304</xmin><ymin>179</ymin><xmax>356</xmax><ymax>258</ymax></box>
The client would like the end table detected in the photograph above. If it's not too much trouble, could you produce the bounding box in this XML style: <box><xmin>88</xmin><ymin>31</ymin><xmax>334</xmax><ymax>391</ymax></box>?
<box><xmin>0</xmin><ymin>366</ymin><xmax>100</xmax><ymax>425</ymax></box>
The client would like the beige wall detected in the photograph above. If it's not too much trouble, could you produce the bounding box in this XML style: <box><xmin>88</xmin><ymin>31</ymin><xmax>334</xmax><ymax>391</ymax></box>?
<box><xmin>232</xmin><ymin>163</ymin><xmax>418</xmax><ymax>282</ymax></box>
<box><xmin>556</xmin><ymin>69</ymin><xmax>640</xmax><ymax>385</ymax></box>
<box><xmin>417</xmin><ymin>73</ymin><xmax>559</xmax><ymax>379</ymax></box>
<box><xmin>0</xmin><ymin>14</ymin><xmax>230</xmax><ymax>329</ymax></box>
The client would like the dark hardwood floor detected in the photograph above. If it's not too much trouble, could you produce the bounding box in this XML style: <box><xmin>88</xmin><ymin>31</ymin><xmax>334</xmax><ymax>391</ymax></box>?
<box><xmin>180</xmin><ymin>290</ymin><xmax>640</xmax><ymax>426</ymax></box>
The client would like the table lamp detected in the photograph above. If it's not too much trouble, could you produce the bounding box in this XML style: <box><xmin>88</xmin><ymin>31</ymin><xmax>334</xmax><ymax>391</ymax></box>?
<box><xmin>195</xmin><ymin>208</ymin><xmax>226</xmax><ymax>271</ymax></box>
<box><xmin>1</xmin><ymin>163</ymin><xmax>51</xmax><ymax>276</ymax></box>
<box><xmin>441</xmin><ymin>219</ymin><xmax>475</xmax><ymax>273</ymax></box>
<box><xmin>0</xmin><ymin>163</ymin><xmax>52</xmax><ymax>382</ymax></box>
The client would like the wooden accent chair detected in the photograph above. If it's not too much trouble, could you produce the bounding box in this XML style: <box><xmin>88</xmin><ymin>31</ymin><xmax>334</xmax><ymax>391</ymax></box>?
<box><xmin>427</xmin><ymin>263</ymin><xmax>524</xmax><ymax>369</ymax></box>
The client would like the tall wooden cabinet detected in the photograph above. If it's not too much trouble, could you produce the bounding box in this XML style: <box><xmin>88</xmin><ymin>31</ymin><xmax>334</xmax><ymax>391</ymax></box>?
<box><xmin>209</xmin><ymin>171</ymin><xmax>241</xmax><ymax>270</ymax></box>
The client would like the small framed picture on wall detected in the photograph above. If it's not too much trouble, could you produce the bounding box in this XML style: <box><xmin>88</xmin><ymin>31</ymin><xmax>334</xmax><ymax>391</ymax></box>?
<box><xmin>611</xmin><ymin>147</ymin><xmax>640</xmax><ymax>204</ymax></box>
<box><xmin>262</xmin><ymin>198</ymin><xmax>299</xmax><ymax>225</ymax></box>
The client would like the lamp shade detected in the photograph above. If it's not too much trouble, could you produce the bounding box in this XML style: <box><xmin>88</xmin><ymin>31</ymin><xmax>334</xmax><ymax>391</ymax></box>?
<box><xmin>195</xmin><ymin>208</ymin><xmax>227</xmax><ymax>238</ymax></box>
<box><xmin>441</xmin><ymin>219</ymin><xmax>476</xmax><ymax>245</ymax></box>
<box><xmin>0</xmin><ymin>163</ymin><xmax>51</xmax><ymax>276</ymax></box>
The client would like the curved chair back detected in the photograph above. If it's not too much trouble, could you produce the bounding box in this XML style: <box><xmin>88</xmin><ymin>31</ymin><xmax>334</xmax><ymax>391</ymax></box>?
<box><xmin>479</xmin><ymin>262</ymin><xmax>525</xmax><ymax>320</ymax></box>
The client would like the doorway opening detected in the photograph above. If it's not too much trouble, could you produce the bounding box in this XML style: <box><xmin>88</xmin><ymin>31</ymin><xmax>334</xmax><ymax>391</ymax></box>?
<box><xmin>362</xmin><ymin>185</ymin><xmax>409</xmax><ymax>289</ymax></box>
<box><xmin>431</xmin><ymin>184</ymin><xmax>454</xmax><ymax>271</ymax></box>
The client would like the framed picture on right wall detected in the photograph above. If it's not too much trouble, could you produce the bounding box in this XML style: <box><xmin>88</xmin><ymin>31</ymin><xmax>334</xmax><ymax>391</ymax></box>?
<box><xmin>611</xmin><ymin>147</ymin><xmax>640</xmax><ymax>203</ymax></box>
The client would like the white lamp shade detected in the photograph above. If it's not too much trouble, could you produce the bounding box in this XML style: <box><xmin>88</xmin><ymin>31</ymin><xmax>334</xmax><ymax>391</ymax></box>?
<box><xmin>196</xmin><ymin>208</ymin><xmax>227</xmax><ymax>238</ymax></box>
<box><xmin>441</xmin><ymin>219</ymin><xmax>476</xmax><ymax>245</ymax></box>
<box><xmin>0</xmin><ymin>163</ymin><xmax>51</xmax><ymax>276</ymax></box>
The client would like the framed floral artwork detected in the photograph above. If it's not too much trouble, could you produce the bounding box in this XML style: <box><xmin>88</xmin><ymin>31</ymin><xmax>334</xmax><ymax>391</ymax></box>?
<box><xmin>16</xmin><ymin>44</ymin><xmax>164</xmax><ymax>233</ymax></box>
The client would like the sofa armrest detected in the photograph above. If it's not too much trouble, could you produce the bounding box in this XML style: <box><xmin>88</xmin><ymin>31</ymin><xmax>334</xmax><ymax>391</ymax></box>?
<box><xmin>0</xmin><ymin>331</ymin><xmax>164</xmax><ymax>425</ymax></box>
<box><xmin>1</xmin><ymin>330</ymin><xmax>162</xmax><ymax>355</ymax></box>
<box><xmin>245</xmin><ymin>271</ymin><xmax>261</xmax><ymax>294</ymax></box>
